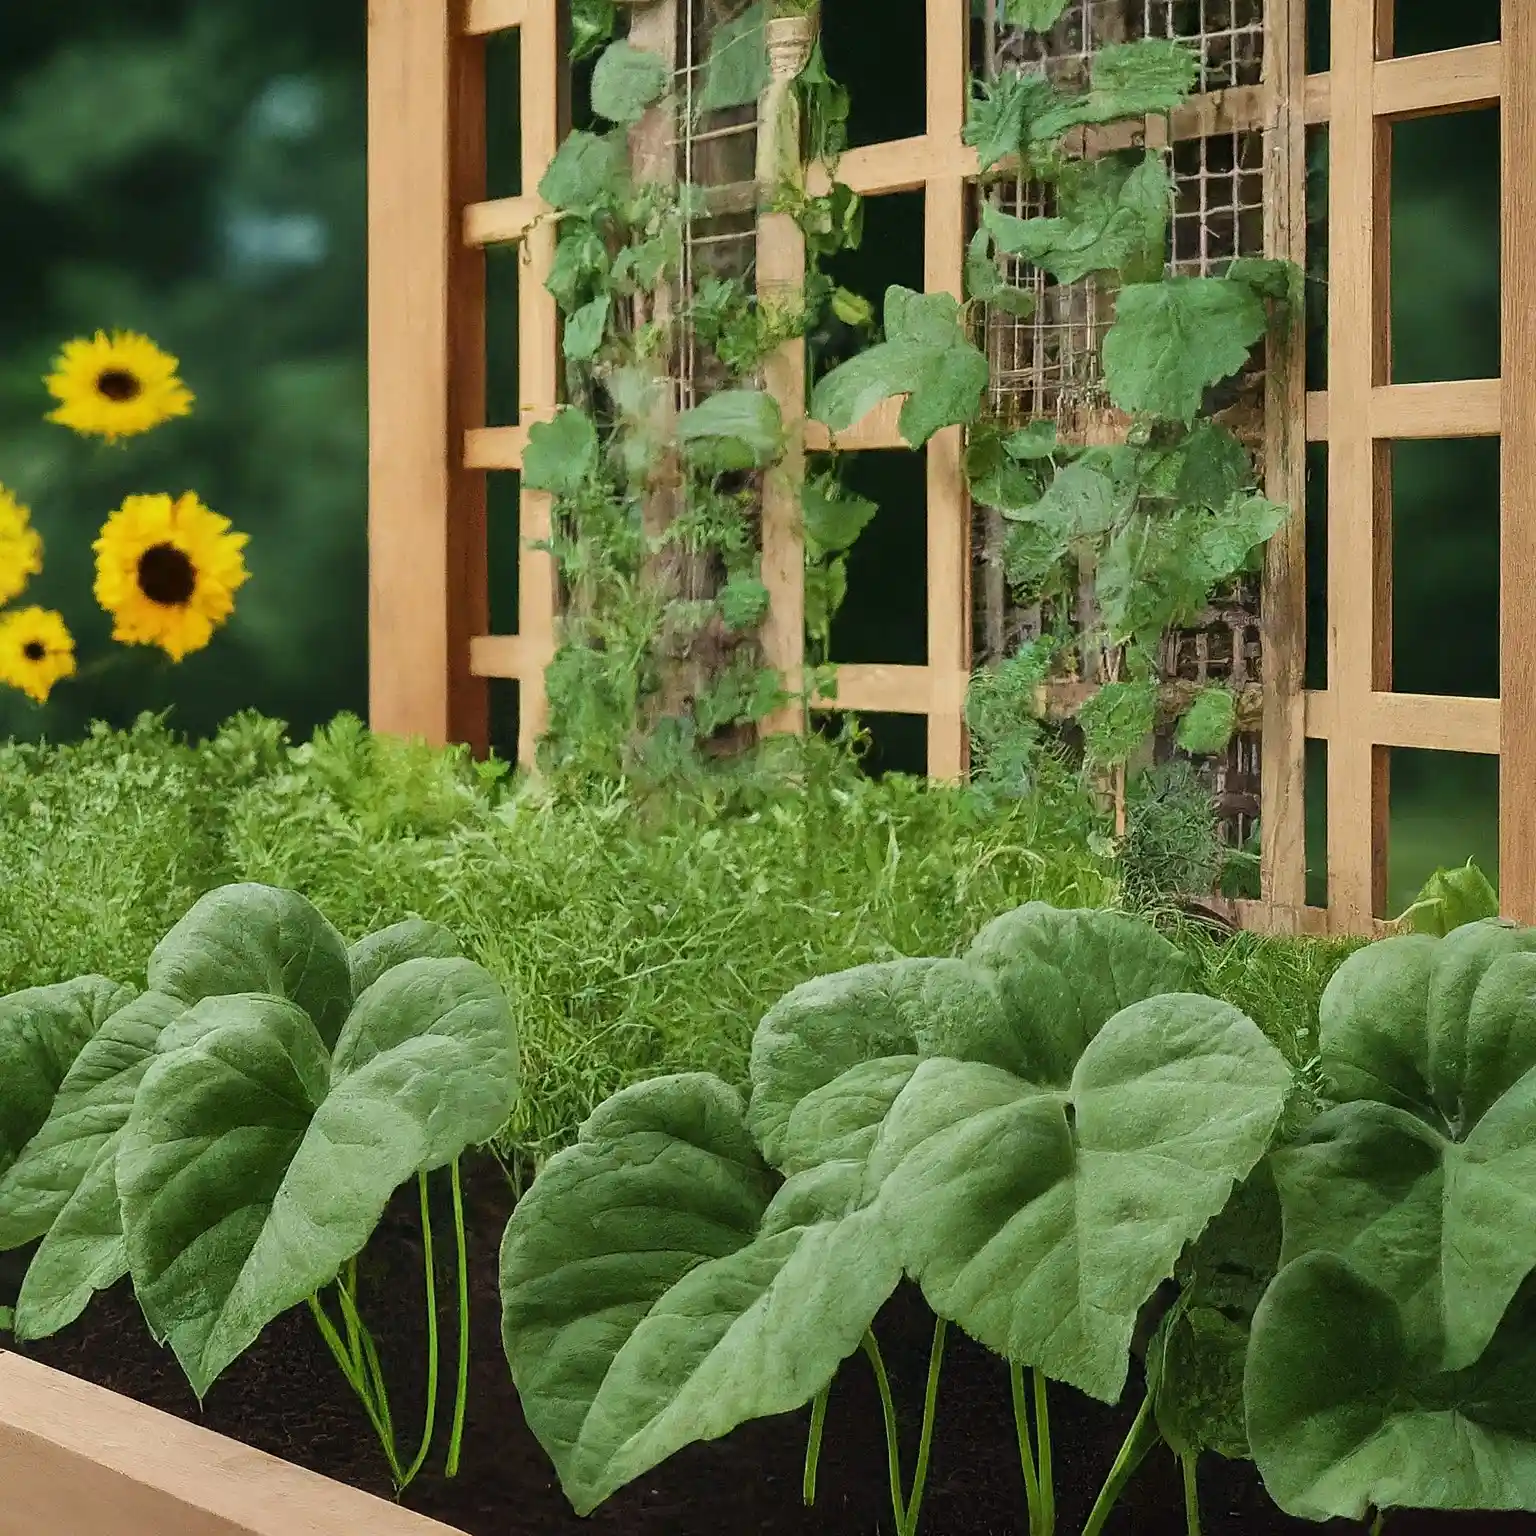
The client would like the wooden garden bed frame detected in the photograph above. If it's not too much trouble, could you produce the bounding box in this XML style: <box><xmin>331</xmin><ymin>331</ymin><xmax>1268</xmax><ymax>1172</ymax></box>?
<box><xmin>0</xmin><ymin>1350</ymin><xmax>469</xmax><ymax>1536</ymax></box>
<box><xmin>366</xmin><ymin>0</ymin><xmax>1534</xmax><ymax>937</ymax></box>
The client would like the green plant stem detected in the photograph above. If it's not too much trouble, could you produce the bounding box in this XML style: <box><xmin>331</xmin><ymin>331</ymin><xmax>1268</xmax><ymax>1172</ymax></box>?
<box><xmin>1009</xmin><ymin>1361</ymin><xmax>1044</xmax><ymax>1535</ymax></box>
<box><xmin>336</xmin><ymin>1275</ymin><xmax>399</xmax><ymax>1460</ymax></box>
<box><xmin>1032</xmin><ymin>1369</ymin><xmax>1055</xmax><ymax>1535</ymax></box>
<box><xmin>802</xmin><ymin>1387</ymin><xmax>829</xmax><ymax>1506</ymax></box>
<box><xmin>899</xmin><ymin>1317</ymin><xmax>948</xmax><ymax>1536</ymax></box>
<box><xmin>1081</xmin><ymin>1392</ymin><xmax>1161</xmax><ymax>1536</ymax></box>
<box><xmin>446</xmin><ymin>1156</ymin><xmax>471</xmax><ymax>1478</ymax></box>
<box><xmin>397</xmin><ymin>1170</ymin><xmax>441</xmax><ymax>1490</ymax></box>
<box><xmin>307</xmin><ymin>1292</ymin><xmax>404</xmax><ymax>1484</ymax></box>
<box><xmin>341</xmin><ymin>1257</ymin><xmax>362</xmax><ymax>1370</ymax></box>
<box><xmin>862</xmin><ymin>1329</ymin><xmax>907</xmax><ymax>1534</ymax></box>
<box><xmin>1182</xmin><ymin>1450</ymin><xmax>1201</xmax><ymax>1536</ymax></box>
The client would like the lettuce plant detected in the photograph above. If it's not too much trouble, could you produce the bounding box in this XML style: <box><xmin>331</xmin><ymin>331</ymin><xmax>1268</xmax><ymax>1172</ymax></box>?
<box><xmin>1246</xmin><ymin>918</ymin><xmax>1536</xmax><ymax>1521</ymax></box>
<box><xmin>502</xmin><ymin>903</ymin><xmax>1292</xmax><ymax>1533</ymax></box>
<box><xmin>0</xmin><ymin>883</ymin><xmax>519</xmax><ymax>1491</ymax></box>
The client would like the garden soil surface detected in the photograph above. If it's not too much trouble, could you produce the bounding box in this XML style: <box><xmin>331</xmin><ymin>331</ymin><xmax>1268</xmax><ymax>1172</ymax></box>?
<box><xmin>11</xmin><ymin>1158</ymin><xmax>1525</xmax><ymax>1536</ymax></box>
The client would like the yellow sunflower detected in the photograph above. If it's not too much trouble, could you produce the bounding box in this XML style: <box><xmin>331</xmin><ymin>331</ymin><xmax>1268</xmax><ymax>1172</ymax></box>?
<box><xmin>0</xmin><ymin>607</ymin><xmax>76</xmax><ymax>704</ymax></box>
<box><xmin>0</xmin><ymin>485</ymin><xmax>43</xmax><ymax>607</ymax></box>
<box><xmin>45</xmin><ymin>331</ymin><xmax>194</xmax><ymax>442</ymax></box>
<box><xmin>93</xmin><ymin>492</ymin><xmax>249</xmax><ymax>662</ymax></box>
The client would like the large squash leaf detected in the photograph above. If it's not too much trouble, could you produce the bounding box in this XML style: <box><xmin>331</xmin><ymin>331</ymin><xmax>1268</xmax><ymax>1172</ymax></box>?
<box><xmin>0</xmin><ymin>976</ymin><xmax>133</xmax><ymax>1175</ymax></box>
<box><xmin>0</xmin><ymin>990</ymin><xmax>187</xmax><ymax>1248</ymax></box>
<box><xmin>868</xmin><ymin>991</ymin><xmax>1291</xmax><ymax>1401</ymax></box>
<box><xmin>1268</xmin><ymin>921</ymin><xmax>1536</xmax><ymax>1371</ymax></box>
<box><xmin>1246</xmin><ymin>1252</ymin><xmax>1536</xmax><ymax>1520</ymax></box>
<box><xmin>118</xmin><ymin>957</ymin><xmax>518</xmax><ymax>1396</ymax></box>
<box><xmin>146</xmin><ymin>882</ymin><xmax>353</xmax><ymax>1048</ymax></box>
<box><xmin>500</xmin><ymin>1073</ymin><xmax>902</xmax><ymax>1516</ymax></box>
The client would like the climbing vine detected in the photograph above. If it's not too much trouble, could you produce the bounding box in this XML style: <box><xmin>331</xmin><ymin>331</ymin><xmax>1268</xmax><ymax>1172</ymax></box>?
<box><xmin>525</xmin><ymin>0</ymin><xmax>869</xmax><ymax>782</ymax></box>
<box><xmin>529</xmin><ymin>4</ymin><xmax>1300</xmax><ymax>831</ymax></box>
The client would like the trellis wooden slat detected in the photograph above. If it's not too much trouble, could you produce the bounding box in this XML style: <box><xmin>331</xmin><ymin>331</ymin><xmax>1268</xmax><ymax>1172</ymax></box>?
<box><xmin>513</xmin><ymin>2</ymin><xmax>564</xmax><ymax>763</ymax></box>
<box><xmin>1257</xmin><ymin>0</ymin><xmax>1309</xmax><ymax>913</ymax></box>
<box><xmin>1304</xmin><ymin>379</ymin><xmax>1502</xmax><ymax>441</ymax></box>
<box><xmin>367</xmin><ymin>0</ymin><xmax>489</xmax><ymax>753</ymax></box>
<box><xmin>1501</xmin><ymin>0</ymin><xmax>1536</xmax><ymax>924</ymax></box>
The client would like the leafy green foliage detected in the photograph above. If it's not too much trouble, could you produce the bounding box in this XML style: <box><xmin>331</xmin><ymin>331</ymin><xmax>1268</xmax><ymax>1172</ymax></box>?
<box><xmin>1077</xmin><ymin>679</ymin><xmax>1158</xmax><ymax>769</ymax></box>
<box><xmin>523</xmin><ymin>408</ymin><xmax>600</xmax><ymax>496</ymax></box>
<box><xmin>695</xmin><ymin>1</ymin><xmax>769</xmax><ymax>114</ymax></box>
<box><xmin>983</xmin><ymin>153</ymin><xmax>1171</xmax><ymax>284</ymax></box>
<box><xmin>1103</xmin><ymin>277</ymin><xmax>1269</xmax><ymax>422</ymax></box>
<box><xmin>1246</xmin><ymin>919</ymin><xmax>1536</xmax><ymax>1516</ymax></box>
<box><xmin>1120</xmin><ymin>758</ymin><xmax>1225</xmax><ymax>907</ymax></box>
<box><xmin>590</xmin><ymin>40</ymin><xmax>670</xmax><ymax>125</ymax></box>
<box><xmin>571</xmin><ymin>0</ymin><xmax>620</xmax><ymax>62</ymax></box>
<box><xmin>748</xmin><ymin>903</ymin><xmax>1291</xmax><ymax>1402</ymax></box>
<box><xmin>1247</xmin><ymin>1254</ymin><xmax>1536</xmax><ymax>1521</ymax></box>
<box><xmin>500</xmin><ymin>1072</ymin><xmax>902</xmax><ymax>1516</ymax></box>
<box><xmin>676</xmin><ymin>389</ymin><xmax>783</xmax><ymax>469</ymax></box>
<box><xmin>0</xmin><ymin>880</ymin><xmax>517</xmax><ymax>1393</ymax></box>
<box><xmin>121</xmin><ymin>949</ymin><xmax>517</xmax><ymax>1395</ymax></box>
<box><xmin>1398</xmin><ymin>858</ymin><xmax>1500</xmax><ymax>935</ymax></box>
<box><xmin>964</xmin><ymin>72</ymin><xmax>1057</xmax><ymax>175</ymax></box>
<box><xmin>718</xmin><ymin>573</ymin><xmax>771</xmax><ymax>632</ymax></box>
<box><xmin>538</xmin><ymin>130</ymin><xmax>628</xmax><ymax>215</ymax></box>
<box><xmin>811</xmin><ymin>286</ymin><xmax>989</xmax><ymax>448</ymax></box>
<box><xmin>1176</xmin><ymin>686</ymin><xmax>1238</xmax><ymax>756</ymax></box>
<box><xmin>1003</xmin><ymin>0</ymin><xmax>1074</xmax><ymax>27</ymax></box>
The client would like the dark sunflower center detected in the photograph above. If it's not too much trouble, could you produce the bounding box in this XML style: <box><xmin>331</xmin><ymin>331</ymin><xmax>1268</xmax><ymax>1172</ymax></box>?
<box><xmin>96</xmin><ymin>368</ymin><xmax>143</xmax><ymax>403</ymax></box>
<box><xmin>137</xmin><ymin>543</ymin><xmax>197</xmax><ymax>606</ymax></box>
<box><xmin>21</xmin><ymin>641</ymin><xmax>45</xmax><ymax>662</ymax></box>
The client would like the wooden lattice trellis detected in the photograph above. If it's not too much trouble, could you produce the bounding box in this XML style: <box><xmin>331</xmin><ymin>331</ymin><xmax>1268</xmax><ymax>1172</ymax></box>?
<box><xmin>366</xmin><ymin>0</ymin><xmax>1535</xmax><ymax>938</ymax></box>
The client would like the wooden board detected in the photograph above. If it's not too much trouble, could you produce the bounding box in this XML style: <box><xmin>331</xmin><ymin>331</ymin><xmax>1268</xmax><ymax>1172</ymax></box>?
<box><xmin>367</xmin><ymin>0</ymin><xmax>487</xmax><ymax>752</ymax></box>
<box><xmin>1501</xmin><ymin>0</ymin><xmax>1536</xmax><ymax>921</ymax></box>
<box><xmin>0</xmin><ymin>1352</ymin><xmax>467</xmax><ymax>1536</ymax></box>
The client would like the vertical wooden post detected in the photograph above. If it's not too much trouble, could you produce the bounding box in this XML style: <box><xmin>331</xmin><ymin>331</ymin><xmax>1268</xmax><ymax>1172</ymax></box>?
<box><xmin>367</xmin><ymin>0</ymin><xmax>488</xmax><ymax>752</ymax></box>
<box><xmin>1258</xmin><ymin>0</ymin><xmax>1310</xmax><ymax>920</ymax></box>
<box><xmin>924</xmin><ymin>0</ymin><xmax>971</xmax><ymax>781</ymax></box>
<box><xmin>758</xmin><ymin>16</ymin><xmax>809</xmax><ymax>736</ymax></box>
<box><xmin>1501</xmin><ymin>0</ymin><xmax>1536</xmax><ymax>922</ymax></box>
<box><xmin>515</xmin><ymin>0</ymin><xmax>564</xmax><ymax>765</ymax></box>
<box><xmin>1323</xmin><ymin>0</ymin><xmax>1392</xmax><ymax>929</ymax></box>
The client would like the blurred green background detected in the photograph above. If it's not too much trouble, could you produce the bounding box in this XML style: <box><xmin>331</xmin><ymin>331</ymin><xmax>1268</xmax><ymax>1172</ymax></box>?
<box><xmin>0</xmin><ymin>0</ymin><xmax>1506</xmax><ymax>910</ymax></box>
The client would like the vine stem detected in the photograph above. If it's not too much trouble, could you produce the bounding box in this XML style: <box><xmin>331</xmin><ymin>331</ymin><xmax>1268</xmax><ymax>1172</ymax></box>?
<box><xmin>1081</xmin><ymin>1392</ymin><xmax>1160</xmax><ymax>1536</ymax></box>
<box><xmin>1009</xmin><ymin>1361</ymin><xmax>1044</xmax><ymax>1535</ymax></box>
<box><xmin>446</xmin><ymin>1156</ymin><xmax>471</xmax><ymax>1478</ymax></box>
<box><xmin>1182</xmin><ymin>1451</ymin><xmax>1201</xmax><ymax>1536</ymax></box>
<box><xmin>861</xmin><ymin>1330</ymin><xmax>907</xmax><ymax>1534</ymax></box>
<box><xmin>802</xmin><ymin>1387</ymin><xmax>829</xmax><ymax>1505</ymax></box>
<box><xmin>899</xmin><ymin>1317</ymin><xmax>947</xmax><ymax>1536</ymax></box>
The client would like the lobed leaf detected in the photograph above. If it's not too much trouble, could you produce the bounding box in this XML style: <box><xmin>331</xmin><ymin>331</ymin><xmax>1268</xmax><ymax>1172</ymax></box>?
<box><xmin>500</xmin><ymin>1073</ymin><xmax>901</xmax><ymax>1516</ymax></box>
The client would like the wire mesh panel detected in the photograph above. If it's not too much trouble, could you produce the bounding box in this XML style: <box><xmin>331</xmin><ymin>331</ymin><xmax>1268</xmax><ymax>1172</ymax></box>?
<box><xmin>971</xmin><ymin>0</ymin><xmax>1275</xmax><ymax>864</ymax></box>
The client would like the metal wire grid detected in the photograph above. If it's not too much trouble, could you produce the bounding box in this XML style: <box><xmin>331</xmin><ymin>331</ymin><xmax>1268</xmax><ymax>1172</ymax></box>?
<box><xmin>669</xmin><ymin>0</ymin><xmax>760</xmax><ymax>412</ymax></box>
<box><xmin>975</xmin><ymin>2</ymin><xmax>1271</xmax><ymax>854</ymax></box>
<box><xmin>992</xmin><ymin>0</ymin><xmax>1265</xmax><ymax>95</ymax></box>
<box><xmin>981</xmin><ymin>128</ymin><xmax>1268</xmax><ymax>427</ymax></box>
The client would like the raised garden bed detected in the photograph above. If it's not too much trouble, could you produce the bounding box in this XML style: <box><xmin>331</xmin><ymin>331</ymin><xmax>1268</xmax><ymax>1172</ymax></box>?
<box><xmin>4</xmin><ymin>1159</ymin><xmax>1521</xmax><ymax>1536</ymax></box>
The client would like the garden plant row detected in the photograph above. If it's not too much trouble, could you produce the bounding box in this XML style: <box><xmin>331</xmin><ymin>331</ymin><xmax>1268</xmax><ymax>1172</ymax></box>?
<box><xmin>0</xmin><ymin>833</ymin><xmax>1532</xmax><ymax>1532</ymax></box>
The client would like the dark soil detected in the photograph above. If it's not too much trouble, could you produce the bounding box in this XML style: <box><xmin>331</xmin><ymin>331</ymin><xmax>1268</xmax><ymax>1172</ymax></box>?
<box><xmin>10</xmin><ymin>1158</ymin><xmax>1527</xmax><ymax>1535</ymax></box>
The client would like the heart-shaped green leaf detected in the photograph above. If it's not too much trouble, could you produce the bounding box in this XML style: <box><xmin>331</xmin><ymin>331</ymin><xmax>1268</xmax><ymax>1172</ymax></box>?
<box><xmin>500</xmin><ymin>1073</ymin><xmax>901</xmax><ymax>1516</ymax></box>
<box><xmin>119</xmin><ymin>957</ymin><xmax>518</xmax><ymax>1395</ymax></box>
<box><xmin>869</xmin><ymin>992</ymin><xmax>1291</xmax><ymax>1400</ymax></box>
<box><xmin>346</xmin><ymin>918</ymin><xmax>461</xmax><ymax>998</ymax></box>
<box><xmin>0</xmin><ymin>988</ymin><xmax>186</xmax><ymax>1251</ymax></box>
<box><xmin>1273</xmin><ymin>922</ymin><xmax>1536</xmax><ymax>1371</ymax></box>
<box><xmin>1246</xmin><ymin>1252</ymin><xmax>1536</xmax><ymax>1521</ymax></box>
<box><xmin>147</xmin><ymin>882</ymin><xmax>353</xmax><ymax>1048</ymax></box>
<box><xmin>0</xmin><ymin>976</ymin><xmax>134</xmax><ymax>1174</ymax></box>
